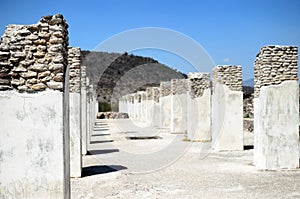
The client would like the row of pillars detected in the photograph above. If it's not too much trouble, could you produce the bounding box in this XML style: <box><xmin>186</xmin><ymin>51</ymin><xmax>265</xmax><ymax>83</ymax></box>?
<box><xmin>120</xmin><ymin>45</ymin><xmax>300</xmax><ymax>170</ymax></box>
<box><xmin>0</xmin><ymin>15</ymin><xmax>98</xmax><ymax>198</ymax></box>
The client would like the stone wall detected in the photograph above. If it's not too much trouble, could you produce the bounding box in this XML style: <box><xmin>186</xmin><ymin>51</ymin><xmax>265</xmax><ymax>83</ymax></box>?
<box><xmin>212</xmin><ymin>65</ymin><xmax>242</xmax><ymax>92</ymax></box>
<box><xmin>68</xmin><ymin>47</ymin><xmax>81</xmax><ymax>93</ymax></box>
<box><xmin>212</xmin><ymin>65</ymin><xmax>243</xmax><ymax>151</ymax></box>
<box><xmin>0</xmin><ymin>14</ymin><xmax>69</xmax><ymax>92</ymax></box>
<box><xmin>153</xmin><ymin>87</ymin><xmax>160</xmax><ymax>103</ymax></box>
<box><xmin>253</xmin><ymin>45</ymin><xmax>299</xmax><ymax>170</ymax></box>
<box><xmin>187</xmin><ymin>72</ymin><xmax>211</xmax><ymax>141</ymax></box>
<box><xmin>254</xmin><ymin>45</ymin><xmax>298</xmax><ymax>97</ymax></box>
<box><xmin>160</xmin><ymin>81</ymin><xmax>171</xmax><ymax>97</ymax></box>
<box><xmin>171</xmin><ymin>79</ymin><xmax>188</xmax><ymax>95</ymax></box>
<box><xmin>0</xmin><ymin>14</ymin><xmax>70</xmax><ymax>198</ymax></box>
<box><xmin>187</xmin><ymin>72</ymin><xmax>210</xmax><ymax>98</ymax></box>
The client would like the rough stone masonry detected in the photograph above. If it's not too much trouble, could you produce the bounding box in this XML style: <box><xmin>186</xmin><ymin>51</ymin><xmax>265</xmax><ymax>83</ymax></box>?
<box><xmin>253</xmin><ymin>45</ymin><xmax>299</xmax><ymax>170</ymax></box>
<box><xmin>0</xmin><ymin>14</ymin><xmax>69</xmax><ymax>92</ymax></box>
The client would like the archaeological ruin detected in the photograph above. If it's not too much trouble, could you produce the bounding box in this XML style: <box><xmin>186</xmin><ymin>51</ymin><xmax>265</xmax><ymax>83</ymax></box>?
<box><xmin>0</xmin><ymin>13</ymin><xmax>299</xmax><ymax>199</ymax></box>
<box><xmin>253</xmin><ymin>45</ymin><xmax>299</xmax><ymax>169</ymax></box>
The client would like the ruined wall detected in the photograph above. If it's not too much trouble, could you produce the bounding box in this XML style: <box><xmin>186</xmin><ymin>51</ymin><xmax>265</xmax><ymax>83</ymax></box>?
<box><xmin>212</xmin><ymin>65</ymin><xmax>242</xmax><ymax>92</ymax></box>
<box><xmin>0</xmin><ymin>14</ymin><xmax>70</xmax><ymax>198</ymax></box>
<box><xmin>68</xmin><ymin>47</ymin><xmax>81</xmax><ymax>93</ymax></box>
<box><xmin>187</xmin><ymin>73</ymin><xmax>210</xmax><ymax>98</ymax></box>
<box><xmin>160</xmin><ymin>81</ymin><xmax>171</xmax><ymax>97</ymax></box>
<box><xmin>187</xmin><ymin>72</ymin><xmax>211</xmax><ymax>141</ymax></box>
<box><xmin>212</xmin><ymin>65</ymin><xmax>243</xmax><ymax>151</ymax></box>
<box><xmin>254</xmin><ymin>45</ymin><xmax>299</xmax><ymax>170</ymax></box>
<box><xmin>171</xmin><ymin>79</ymin><xmax>188</xmax><ymax>95</ymax></box>
<box><xmin>170</xmin><ymin>79</ymin><xmax>188</xmax><ymax>133</ymax></box>
<box><xmin>254</xmin><ymin>45</ymin><xmax>298</xmax><ymax>97</ymax></box>
<box><xmin>0</xmin><ymin>14</ymin><xmax>69</xmax><ymax>92</ymax></box>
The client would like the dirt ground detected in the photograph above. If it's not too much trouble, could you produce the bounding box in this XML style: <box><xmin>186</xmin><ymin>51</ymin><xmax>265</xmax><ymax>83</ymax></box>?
<box><xmin>71</xmin><ymin>119</ymin><xmax>300</xmax><ymax>199</ymax></box>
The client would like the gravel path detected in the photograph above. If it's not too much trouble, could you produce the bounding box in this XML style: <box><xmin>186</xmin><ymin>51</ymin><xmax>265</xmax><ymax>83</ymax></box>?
<box><xmin>71</xmin><ymin>119</ymin><xmax>300</xmax><ymax>199</ymax></box>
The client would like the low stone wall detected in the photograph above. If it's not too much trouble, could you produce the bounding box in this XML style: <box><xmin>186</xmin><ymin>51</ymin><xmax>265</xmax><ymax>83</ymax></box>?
<box><xmin>97</xmin><ymin>112</ymin><xmax>129</xmax><ymax>119</ymax></box>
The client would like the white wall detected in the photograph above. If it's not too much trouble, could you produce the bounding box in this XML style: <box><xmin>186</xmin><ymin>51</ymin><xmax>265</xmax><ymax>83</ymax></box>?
<box><xmin>212</xmin><ymin>84</ymin><xmax>243</xmax><ymax>151</ymax></box>
<box><xmin>159</xmin><ymin>95</ymin><xmax>171</xmax><ymax>128</ymax></box>
<box><xmin>80</xmin><ymin>86</ymin><xmax>87</xmax><ymax>155</ymax></box>
<box><xmin>70</xmin><ymin>92</ymin><xmax>82</xmax><ymax>177</ymax></box>
<box><xmin>171</xmin><ymin>93</ymin><xmax>187</xmax><ymax>133</ymax></box>
<box><xmin>0</xmin><ymin>91</ymin><xmax>70</xmax><ymax>198</ymax></box>
<box><xmin>187</xmin><ymin>88</ymin><xmax>211</xmax><ymax>141</ymax></box>
<box><xmin>254</xmin><ymin>80</ymin><xmax>299</xmax><ymax>169</ymax></box>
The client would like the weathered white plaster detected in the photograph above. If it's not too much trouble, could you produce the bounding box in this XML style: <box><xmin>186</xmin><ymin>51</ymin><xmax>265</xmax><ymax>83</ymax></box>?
<box><xmin>146</xmin><ymin>100</ymin><xmax>154</xmax><ymax>126</ymax></box>
<box><xmin>171</xmin><ymin>93</ymin><xmax>187</xmax><ymax>133</ymax></box>
<box><xmin>254</xmin><ymin>80</ymin><xmax>299</xmax><ymax>170</ymax></box>
<box><xmin>212</xmin><ymin>83</ymin><xmax>243</xmax><ymax>151</ymax></box>
<box><xmin>0</xmin><ymin>90</ymin><xmax>70</xmax><ymax>198</ymax></box>
<box><xmin>69</xmin><ymin>93</ymin><xmax>82</xmax><ymax>177</ymax></box>
<box><xmin>159</xmin><ymin>95</ymin><xmax>171</xmax><ymax>128</ymax></box>
<box><xmin>187</xmin><ymin>88</ymin><xmax>211</xmax><ymax>141</ymax></box>
<box><xmin>81</xmin><ymin>86</ymin><xmax>87</xmax><ymax>155</ymax></box>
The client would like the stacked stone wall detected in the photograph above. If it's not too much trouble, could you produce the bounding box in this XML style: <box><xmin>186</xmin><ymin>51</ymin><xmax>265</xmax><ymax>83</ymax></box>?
<box><xmin>254</xmin><ymin>45</ymin><xmax>298</xmax><ymax>97</ymax></box>
<box><xmin>160</xmin><ymin>81</ymin><xmax>171</xmax><ymax>97</ymax></box>
<box><xmin>0</xmin><ymin>14</ymin><xmax>69</xmax><ymax>92</ymax></box>
<box><xmin>68</xmin><ymin>47</ymin><xmax>81</xmax><ymax>93</ymax></box>
<box><xmin>212</xmin><ymin>65</ymin><xmax>242</xmax><ymax>92</ymax></box>
<box><xmin>187</xmin><ymin>73</ymin><xmax>210</xmax><ymax>98</ymax></box>
<box><xmin>171</xmin><ymin>79</ymin><xmax>188</xmax><ymax>95</ymax></box>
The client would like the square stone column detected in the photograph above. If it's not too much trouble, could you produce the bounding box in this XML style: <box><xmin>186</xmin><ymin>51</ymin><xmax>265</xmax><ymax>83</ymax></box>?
<box><xmin>253</xmin><ymin>45</ymin><xmax>299</xmax><ymax>170</ymax></box>
<box><xmin>145</xmin><ymin>87</ymin><xmax>160</xmax><ymax>126</ymax></box>
<box><xmin>139</xmin><ymin>91</ymin><xmax>147</xmax><ymax>122</ymax></box>
<box><xmin>133</xmin><ymin>93</ymin><xmax>140</xmax><ymax>120</ymax></box>
<box><xmin>212</xmin><ymin>65</ymin><xmax>243</xmax><ymax>151</ymax></box>
<box><xmin>187</xmin><ymin>73</ymin><xmax>211</xmax><ymax>141</ymax></box>
<box><xmin>170</xmin><ymin>79</ymin><xmax>188</xmax><ymax>133</ymax></box>
<box><xmin>159</xmin><ymin>81</ymin><xmax>171</xmax><ymax>128</ymax></box>
<box><xmin>80</xmin><ymin>66</ymin><xmax>87</xmax><ymax>155</ymax></box>
<box><xmin>153</xmin><ymin>87</ymin><xmax>160</xmax><ymax>126</ymax></box>
<box><xmin>68</xmin><ymin>47</ymin><xmax>82</xmax><ymax>178</ymax></box>
<box><xmin>0</xmin><ymin>14</ymin><xmax>70</xmax><ymax>198</ymax></box>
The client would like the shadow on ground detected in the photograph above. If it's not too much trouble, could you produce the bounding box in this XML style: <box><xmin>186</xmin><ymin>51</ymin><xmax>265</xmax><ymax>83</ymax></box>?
<box><xmin>87</xmin><ymin>149</ymin><xmax>119</xmax><ymax>155</ymax></box>
<box><xmin>82</xmin><ymin>165</ymin><xmax>127</xmax><ymax>177</ymax></box>
<box><xmin>92</xmin><ymin>133</ymin><xmax>111</xmax><ymax>137</ymax></box>
<box><xmin>90</xmin><ymin>140</ymin><xmax>114</xmax><ymax>144</ymax></box>
<box><xmin>94</xmin><ymin>128</ymin><xmax>109</xmax><ymax>131</ymax></box>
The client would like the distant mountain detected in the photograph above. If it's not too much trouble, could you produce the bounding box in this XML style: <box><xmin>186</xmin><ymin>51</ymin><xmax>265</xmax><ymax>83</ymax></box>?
<box><xmin>242</xmin><ymin>78</ymin><xmax>254</xmax><ymax>87</ymax></box>
<box><xmin>81</xmin><ymin>51</ymin><xmax>186</xmax><ymax>103</ymax></box>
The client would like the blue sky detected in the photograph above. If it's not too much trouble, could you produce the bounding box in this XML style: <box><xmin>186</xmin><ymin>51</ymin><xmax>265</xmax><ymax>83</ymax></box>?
<box><xmin>1</xmin><ymin>0</ymin><xmax>300</xmax><ymax>80</ymax></box>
